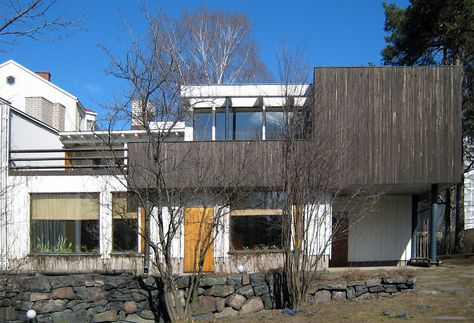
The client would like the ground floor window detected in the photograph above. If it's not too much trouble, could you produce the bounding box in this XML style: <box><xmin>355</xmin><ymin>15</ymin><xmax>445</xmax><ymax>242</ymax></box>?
<box><xmin>30</xmin><ymin>193</ymin><xmax>99</xmax><ymax>253</ymax></box>
<box><xmin>230</xmin><ymin>191</ymin><xmax>284</xmax><ymax>250</ymax></box>
<box><xmin>112</xmin><ymin>192</ymin><xmax>141</xmax><ymax>252</ymax></box>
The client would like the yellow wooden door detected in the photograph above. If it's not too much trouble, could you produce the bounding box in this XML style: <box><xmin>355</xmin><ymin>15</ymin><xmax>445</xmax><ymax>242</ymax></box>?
<box><xmin>184</xmin><ymin>207</ymin><xmax>214</xmax><ymax>273</ymax></box>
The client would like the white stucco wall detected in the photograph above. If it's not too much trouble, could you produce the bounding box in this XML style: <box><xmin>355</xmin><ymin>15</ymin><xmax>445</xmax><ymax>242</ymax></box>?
<box><xmin>9</xmin><ymin>110</ymin><xmax>64</xmax><ymax>169</ymax></box>
<box><xmin>0</xmin><ymin>60</ymin><xmax>82</xmax><ymax>131</ymax></box>
<box><xmin>6</xmin><ymin>175</ymin><xmax>126</xmax><ymax>263</ymax></box>
<box><xmin>348</xmin><ymin>195</ymin><xmax>412</xmax><ymax>263</ymax></box>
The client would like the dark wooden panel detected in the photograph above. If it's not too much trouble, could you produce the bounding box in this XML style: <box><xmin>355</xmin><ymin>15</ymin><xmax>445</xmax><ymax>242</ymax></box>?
<box><xmin>128</xmin><ymin>66</ymin><xmax>462</xmax><ymax>190</ymax></box>
<box><xmin>313</xmin><ymin>66</ymin><xmax>463</xmax><ymax>186</ymax></box>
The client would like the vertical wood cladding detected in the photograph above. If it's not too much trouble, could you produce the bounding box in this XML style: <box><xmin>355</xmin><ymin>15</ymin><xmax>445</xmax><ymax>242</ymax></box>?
<box><xmin>128</xmin><ymin>67</ymin><xmax>462</xmax><ymax>189</ymax></box>
<box><xmin>314</xmin><ymin>66</ymin><xmax>462</xmax><ymax>186</ymax></box>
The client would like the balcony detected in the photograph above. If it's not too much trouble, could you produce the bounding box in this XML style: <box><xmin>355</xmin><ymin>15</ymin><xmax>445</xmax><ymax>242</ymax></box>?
<box><xmin>9</xmin><ymin>147</ymin><xmax>127</xmax><ymax>175</ymax></box>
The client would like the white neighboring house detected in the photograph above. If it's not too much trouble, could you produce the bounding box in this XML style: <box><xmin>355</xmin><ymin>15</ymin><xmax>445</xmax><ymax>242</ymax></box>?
<box><xmin>0</xmin><ymin>60</ymin><xmax>96</xmax><ymax>131</ymax></box>
<box><xmin>464</xmin><ymin>170</ymin><xmax>474</xmax><ymax>230</ymax></box>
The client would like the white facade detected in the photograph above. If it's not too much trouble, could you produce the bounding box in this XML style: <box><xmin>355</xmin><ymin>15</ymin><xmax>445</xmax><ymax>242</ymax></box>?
<box><xmin>348</xmin><ymin>195</ymin><xmax>412</xmax><ymax>264</ymax></box>
<box><xmin>0</xmin><ymin>60</ymin><xmax>94</xmax><ymax>131</ymax></box>
<box><xmin>0</xmin><ymin>82</ymin><xmax>419</xmax><ymax>273</ymax></box>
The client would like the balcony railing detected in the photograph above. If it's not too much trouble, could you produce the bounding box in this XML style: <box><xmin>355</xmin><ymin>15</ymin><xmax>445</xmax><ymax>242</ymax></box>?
<box><xmin>9</xmin><ymin>147</ymin><xmax>127</xmax><ymax>174</ymax></box>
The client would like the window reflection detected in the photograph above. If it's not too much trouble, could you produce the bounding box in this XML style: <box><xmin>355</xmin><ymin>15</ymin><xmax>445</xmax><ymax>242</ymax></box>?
<box><xmin>192</xmin><ymin>106</ymin><xmax>311</xmax><ymax>141</ymax></box>
<box><xmin>234</xmin><ymin>110</ymin><xmax>262</xmax><ymax>140</ymax></box>
<box><xmin>266</xmin><ymin>110</ymin><xmax>285</xmax><ymax>140</ymax></box>
<box><xmin>193</xmin><ymin>110</ymin><xmax>212</xmax><ymax>141</ymax></box>
<box><xmin>215</xmin><ymin>110</ymin><xmax>226</xmax><ymax>141</ymax></box>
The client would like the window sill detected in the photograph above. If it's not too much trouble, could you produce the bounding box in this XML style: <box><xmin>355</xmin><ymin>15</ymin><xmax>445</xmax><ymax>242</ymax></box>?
<box><xmin>228</xmin><ymin>249</ymin><xmax>284</xmax><ymax>255</ymax></box>
<box><xmin>29</xmin><ymin>253</ymin><xmax>100</xmax><ymax>257</ymax></box>
<box><xmin>110</xmin><ymin>252</ymin><xmax>144</xmax><ymax>257</ymax></box>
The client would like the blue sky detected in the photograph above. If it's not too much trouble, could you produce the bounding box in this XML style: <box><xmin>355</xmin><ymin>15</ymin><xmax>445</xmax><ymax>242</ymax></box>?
<box><xmin>1</xmin><ymin>0</ymin><xmax>409</xmax><ymax>121</ymax></box>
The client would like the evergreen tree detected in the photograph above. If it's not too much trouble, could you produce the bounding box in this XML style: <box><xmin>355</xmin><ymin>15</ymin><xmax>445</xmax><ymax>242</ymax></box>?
<box><xmin>382</xmin><ymin>0</ymin><xmax>474</xmax><ymax>253</ymax></box>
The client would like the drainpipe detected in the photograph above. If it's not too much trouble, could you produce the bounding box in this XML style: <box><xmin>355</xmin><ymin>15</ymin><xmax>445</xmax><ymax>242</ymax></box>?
<box><xmin>430</xmin><ymin>184</ymin><xmax>438</xmax><ymax>264</ymax></box>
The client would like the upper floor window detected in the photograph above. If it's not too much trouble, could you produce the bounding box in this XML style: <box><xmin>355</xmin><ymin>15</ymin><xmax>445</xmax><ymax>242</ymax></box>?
<box><xmin>192</xmin><ymin>106</ymin><xmax>311</xmax><ymax>141</ymax></box>
<box><xmin>215</xmin><ymin>108</ymin><xmax>262</xmax><ymax>141</ymax></box>
<box><xmin>193</xmin><ymin>109</ymin><xmax>212</xmax><ymax>141</ymax></box>
<box><xmin>265</xmin><ymin>109</ymin><xmax>285</xmax><ymax>140</ymax></box>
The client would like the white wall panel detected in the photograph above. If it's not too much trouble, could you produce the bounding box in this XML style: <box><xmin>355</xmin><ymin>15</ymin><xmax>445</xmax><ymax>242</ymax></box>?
<box><xmin>348</xmin><ymin>195</ymin><xmax>412</xmax><ymax>263</ymax></box>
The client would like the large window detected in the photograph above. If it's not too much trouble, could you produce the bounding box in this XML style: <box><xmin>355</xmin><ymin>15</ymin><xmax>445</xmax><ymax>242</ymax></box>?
<box><xmin>112</xmin><ymin>192</ymin><xmax>141</xmax><ymax>252</ymax></box>
<box><xmin>230</xmin><ymin>192</ymin><xmax>284</xmax><ymax>250</ymax></box>
<box><xmin>31</xmin><ymin>193</ymin><xmax>99</xmax><ymax>254</ymax></box>
<box><xmin>193</xmin><ymin>106</ymin><xmax>312</xmax><ymax>141</ymax></box>
<box><xmin>196</xmin><ymin>108</ymin><xmax>263</xmax><ymax>141</ymax></box>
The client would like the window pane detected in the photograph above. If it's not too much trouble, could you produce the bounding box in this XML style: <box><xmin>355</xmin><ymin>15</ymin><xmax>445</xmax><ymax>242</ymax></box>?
<box><xmin>31</xmin><ymin>193</ymin><xmax>99</xmax><ymax>220</ymax></box>
<box><xmin>215</xmin><ymin>110</ymin><xmax>227</xmax><ymax>141</ymax></box>
<box><xmin>266</xmin><ymin>110</ymin><xmax>285</xmax><ymax>140</ymax></box>
<box><xmin>230</xmin><ymin>191</ymin><xmax>284</xmax><ymax>250</ymax></box>
<box><xmin>30</xmin><ymin>193</ymin><xmax>100</xmax><ymax>253</ymax></box>
<box><xmin>113</xmin><ymin>219</ymin><xmax>138</xmax><ymax>252</ymax></box>
<box><xmin>193</xmin><ymin>110</ymin><xmax>212</xmax><ymax>141</ymax></box>
<box><xmin>231</xmin><ymin>215</ymin><xmax>282</xmax><ymax>250</ymax></box>
<box><xmin>112</xmin><ymin>192</ymin><xmax>139</xmax><ymax>252</ymax></box>
<box><xmin>234</xmin><ymin>110</ymin><xmax>262</xmax><ymax>140</ymax></box>
<box><xmin>31</xmin><ymin>220</ymin><xmax>99</xmax><ymax>253</ymax></box>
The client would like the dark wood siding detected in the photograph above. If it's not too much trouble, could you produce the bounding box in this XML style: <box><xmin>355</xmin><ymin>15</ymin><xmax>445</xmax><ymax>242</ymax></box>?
<box><xmin>314</xmin><ymin>66</ymin><xmax>463</xmax><ymax>186</ymax></box>
<box><xmin>128</xmin><ymin>67</ymin><xmax>463</xmax><ymax>190</ymax></box>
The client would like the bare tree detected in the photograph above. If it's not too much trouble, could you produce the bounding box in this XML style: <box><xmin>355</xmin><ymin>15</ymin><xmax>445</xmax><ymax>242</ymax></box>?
<box><xmin>275</xmin><ymin>45</ymin><xmax>379</xmax><ymax>308</ymax></box>
<box><xmin>98</xmin><ymin>6</ymin><xmax>267</xmax><ymax>321</ymax></box>
<box><xmin>168</xmin><ymin>7</ymin><xmax>271</xmax><ymax>84</ymax></box>
<box><xmin>0</xmin><ymin>0</ymin><xmax>84</xmax><ymax>50</ymax></box>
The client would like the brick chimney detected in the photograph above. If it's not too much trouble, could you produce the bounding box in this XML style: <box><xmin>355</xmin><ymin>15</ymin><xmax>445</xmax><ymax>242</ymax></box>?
<box><xmin>35</xmin><ymin>72</ymin><xmax>51</xmax><ymax>82</ymax></box>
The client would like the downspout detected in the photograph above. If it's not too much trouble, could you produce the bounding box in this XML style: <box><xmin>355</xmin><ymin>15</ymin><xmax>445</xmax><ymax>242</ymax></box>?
<box><xmin>430</xmin><ymin>184</ymin><xmax>439</xmax><ymax>264</ymax></box>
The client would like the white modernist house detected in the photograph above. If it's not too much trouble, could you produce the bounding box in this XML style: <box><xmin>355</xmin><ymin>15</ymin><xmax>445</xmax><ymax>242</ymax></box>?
<box><xmin>0</xmin><ymin>65</ymin><xmax>463</xmax><ymax>274</ymax></box>
<box><xmin>0</xmin><ymin>60</ymin><xmax>96</xmax><ymax>132</ymax></box>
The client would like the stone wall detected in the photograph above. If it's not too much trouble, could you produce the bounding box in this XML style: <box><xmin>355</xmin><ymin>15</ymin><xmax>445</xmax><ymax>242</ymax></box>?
<box><xmin>0</xmin><ymin>273</ymin><xmax>416</xmax><ymax>322</ymax></box>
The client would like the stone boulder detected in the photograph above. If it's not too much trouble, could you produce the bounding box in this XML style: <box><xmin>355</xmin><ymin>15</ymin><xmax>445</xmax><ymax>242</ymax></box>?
<box><xmin>92</xmin><ymin>310</ymin><xmax>118</xmax><ymax>322</ymax></box>
<box><xmin>203</xmin><ymin>285</ymin><xmax>234</xmax><ymax>297</ymax></box>
<box><xmin>200</xmin><ymin>275</ymin><xmax>227</xmax><ymax>287</ymax></box>
<box><xmin>51</xmin><ymin>310</ymin><xmax>73</xmax><ymax>323</ymax></box>
<box><xmin>225</xmin><ymin>293</ymin><xmax>246</xmax><ymax>310</ymax></box>
<box><xmin>214</xmin><ymin>307</ymin><xmax>238</xmax><ymax>319</ymax></box>
<box><xmin>313</xmin><ymin>290</ymin><xmax>331</xmax><ymax>304</ymax></box>
<box><xmin>192</xmin><ymin>296</ymin><xmax>216</xmax><ymax>315</ymax></box>
<box><xmin>34</xmin><ymin>299</ymin><xmax>67</xmax><ymax>313</ymax></box>
<box><xmin>332</xmin><ymin>291</ymin><xmax>346</xmax><ymax>301</ymax></box>
<box><xmin>52</xmin><ymin>287</ymin><xmax>76</xmax><ymax>300</ymax></box>
<box><xmin>249</xmin><ymin>274</ymin><xmax>266</xmax><ymax>286</ymax></box>
<box><xmin>236</xmin><ymin>285</ymin><xmax>254</xmax><ymax>298</ymax></box>
<box><xmin>253</xmin><ymin>283</ymin><xmax>269</xmax><ymax>296</ymax></box>
<box><xmin>123</xmin><ymin>301</ymin><xmax>138</xmax><ymax>313</ymax></box>
<box><xmin>240</xmin><ymin>297</ymin><xmax>264</xmax><ymax>314</ymax></box>
<box><xmin>215</xmin><ymin>297</ymin><xmax>226</xmax><ymax>312</ymax></box>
